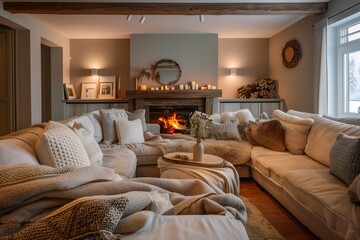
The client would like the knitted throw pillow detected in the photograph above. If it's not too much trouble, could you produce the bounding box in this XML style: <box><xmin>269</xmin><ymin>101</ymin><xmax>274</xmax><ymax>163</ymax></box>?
<box><xmin>36</xmin><ymin>121</ymin><xmax>91</xmax><ymax>168</ymax></box>
<box><xmin>115</xmin><ymin>118</ymin><xmax>145</xmax><ymax>145</ymax></box>
<box><xmin>330</xmin><ymin>133</ymin><xmax>360</xmax><ymax>186</ymax></box>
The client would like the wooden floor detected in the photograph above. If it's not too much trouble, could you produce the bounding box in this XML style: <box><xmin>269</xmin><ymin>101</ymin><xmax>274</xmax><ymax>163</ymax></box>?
<box><xmin>240</xmin><ymin>178</ymin><xmax>319</xmax><ymax>240</ymax></box>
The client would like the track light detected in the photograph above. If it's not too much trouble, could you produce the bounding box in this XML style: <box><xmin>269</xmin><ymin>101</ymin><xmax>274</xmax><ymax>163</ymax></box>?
<box><xmin>126</xmin><ymin>15</ymin><xmax>132</xmax><ymax>21</ymax></box>
<box><xmin>199</xmin><ymin>15</ymin><xmax>205</xmax><ymax>22</ymax></box>
<box><xmin>139</xmin><ymin>15</ymin><xmax>146</xmax><ymax>24</ymax></box>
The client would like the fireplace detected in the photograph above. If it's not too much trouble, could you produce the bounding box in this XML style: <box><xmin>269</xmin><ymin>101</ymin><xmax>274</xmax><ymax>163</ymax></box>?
<box><xmin>149</xmin><ymin>106</ymin><xmax>197</xmax><ymax>134</ymax></box>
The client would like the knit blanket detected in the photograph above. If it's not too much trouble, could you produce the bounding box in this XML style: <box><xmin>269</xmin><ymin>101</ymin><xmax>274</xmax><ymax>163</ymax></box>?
<box><xmin>0</xmin><ymin>164</ymin><xmax>247</xmax><ymax>240</ymax></box>
<box><xmin>144</xmin><ymin>133</ymin><xmax>252</xmax><ymax>165</ymax></box>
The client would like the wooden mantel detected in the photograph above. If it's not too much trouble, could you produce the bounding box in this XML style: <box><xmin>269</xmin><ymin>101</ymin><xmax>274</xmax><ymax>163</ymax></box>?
<box><xmin>126</xmin><ymin>90</ymin><xmax>222</xmax><ymax>121</ymax></box>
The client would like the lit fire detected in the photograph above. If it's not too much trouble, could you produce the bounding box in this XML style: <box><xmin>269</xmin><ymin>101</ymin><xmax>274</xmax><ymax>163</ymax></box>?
<box><xmin>158</xmin><ymin>113</ymin><xmax>187</xmax><ymax>134</ymax></box>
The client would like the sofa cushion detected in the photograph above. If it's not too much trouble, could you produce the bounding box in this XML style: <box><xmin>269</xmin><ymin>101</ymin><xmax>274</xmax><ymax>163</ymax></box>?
<box><xmin>84</xmin><ymin>110</ymin><xmax>103</xmax><ymax>143</ymax></box>
<box><xmin>305</xmin><ymin>117</ymin><xmax>360</xmax><ymax>167</ymax></box>
<box><xmin>72</xmin><ymin>127</ymin><xmax>103</xmax><ymax>167</ymax></box>
<box><xmin>273</xmin><ymin>109</ymin><xmax>314</xmax><ymax>155</ymax></box>
<box><xmin>36</xmin><ymin>121</ymin><xmax>91</xmax><ymax>168</ymax></box>
<box><xmin>0</xmin><ymin>138</ymin><xmax>39</xmax><ymax>166</ymax></box>
<box><xmin>100</xmin><ymin>109</ymin><xmax>128</xmax><ymax>143</ymax></box>
<box><xmin>208</xmin><ymin>120</ymin><xmax>241</xmax><ymax>140</ymax></box>
<box><xmin>245</xmin><ymin>120</ymin><xmax>286</xmax><ymax>152</ymax></box>
<box><xmin>251</xmin><ymin>146</ymin><xmax>326</xmax><ymax>186</ymax></box>
<box><xmin>323</xmin><ymin>115</ymin><xmax>360</xmax><ymax>126</ymax></box>
<box><xmin>220</xmin><ymin>109</ymin><xmax>255</xmax><ymax>125</ymax></box>
<box><xmin>286</xmin><ymin>109</ymin><xmax>320</xmax><ymax>118</ymax></box>
<box><xmin>126</xmin><ymin>109</ymin><xmax>147</xmax><ymax>133</ymax></box>
<box><xmin>115</xmin><ymin>118</ymin><xmax>145</xmax><ymax>145</ymax></box>
<box><xmin>101</xmin><ymin>148</ymin><xmax>137</xmax><ymax>178</ymax></box>
<box><xmin>348</xmin><ymin>174</ymin><xmax>360</xmax><ymax>204</ymax></box>
<box><xmin>65</xmin><ymin>115</ymin><xmax>95</xmax><ymax>138</ymax></box>
<box><xmin>191</xmin><ymin>111</ymin><xmax>220</xmax><ymax>123</ymax></box>
<box><xmin>329</xmin><ymin>133</ymin><xmax>360</xmax><ymax>186</ymax></box>
<box><xmin>283</xmin><ymin>169</ymin><xmax>360</xmax><ymax>239</ymax></box>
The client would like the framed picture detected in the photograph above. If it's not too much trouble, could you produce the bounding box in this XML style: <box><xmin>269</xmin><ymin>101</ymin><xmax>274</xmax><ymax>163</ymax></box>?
<box><xmin>81</xmin><ymin>82</ymin><xmax>97</xmax><ymax>99</ymax></box>
<box><xmin>98</xmin><ymin>76</ymin><xmax>116</xmax><ymax>99</ymax></box>
<box><xmin>63</xmin><ymin>83</ymin><xmax>76</xmax><ymax>100</ymax></box>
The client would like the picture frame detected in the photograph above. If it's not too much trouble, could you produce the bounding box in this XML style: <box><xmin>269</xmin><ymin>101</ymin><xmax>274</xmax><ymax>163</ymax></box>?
<box><xmin>98</xmin><ymin>76</ymin><xmax>116</xmax><ymax>99</ymax></box>
<box><xmin>63</xmin><ymin>83</ymin><xmax>76</xmax><ymax>100</ymax></box>
<box><xmin>81</xmin><ymin>82</ymin><xmax>98</xmax><ymax>100</ymax></box>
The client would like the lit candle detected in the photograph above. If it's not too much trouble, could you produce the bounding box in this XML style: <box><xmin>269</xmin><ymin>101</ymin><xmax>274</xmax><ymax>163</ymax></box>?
<box><xmin>191</xmin><ymin>81</ymin><xmax>196</xmax><ymax>89</ymax></box>
<box><xmin>207</xmin><ymin>84</ymin><xmax>212</xmax><ymax>90</ymax></box>
<box><xmin>155</xmin><ymin>87</ymin><xmax>159</xmax><ymax>90</ymax></box>
<box><xmin>150</xmin><ymin>87</ymin><xmax>155</xmax><ymax>90</ymax></box>
<box><xmin>212</xmin><ymin>86</ymin><xmax>217</xmax><ymax>90</ymax></box>
<box><xmin>171</xmin><ymin>87</ymin><xmax>175</xmax><ymax>90</ymax></box>
<box><xmin>160</xmin><ymin>86</ymin><xmax>164</xmax><ymax>90</ymax></box>
<box><xmin>195</xmin><ymin>84</ymin><xmax>199</xmax><ymax>90</ymax></box>
<box><xmin>179</xmin><ymin>85</ymin><xmax>184</xmax><ymax>90</ymax></box>
<box><xmin>140</xmin><ymin>85</ymin><xmax>147</xmax><ymax>91</ymax></box>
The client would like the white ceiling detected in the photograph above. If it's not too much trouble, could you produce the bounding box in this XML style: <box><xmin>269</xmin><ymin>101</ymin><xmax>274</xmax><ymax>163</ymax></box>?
<box><xmin>2</xmin><ymin>0</ymin><xmax>330</xmax><ymax>39</ymax></box>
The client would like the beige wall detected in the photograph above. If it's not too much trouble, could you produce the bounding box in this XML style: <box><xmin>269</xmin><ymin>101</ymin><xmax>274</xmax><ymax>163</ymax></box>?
<box><xmin>218</xmin><ymin>39</ymin><xmax>269</xmax><ymax>98</ymax></box>
<box><xmin>0</xmin><ymin>2</ymin><xmax>70</xmax><ymax>124</ymax></box>
<box><xmin>70</xmin><ymin>39</ymin><xmax>130</xmax><ymax>99</ymax></box>
<box><xmin>269</xmin><ymin>15</ymin><xmax>323</xmax><ymax>112</ymax></box>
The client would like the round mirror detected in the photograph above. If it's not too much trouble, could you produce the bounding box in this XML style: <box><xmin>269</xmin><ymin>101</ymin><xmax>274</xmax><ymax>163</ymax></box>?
<box><xmin>152</xmin><ymin>59</ymin><xmax>182</xmax><ymax>85</ymax></box>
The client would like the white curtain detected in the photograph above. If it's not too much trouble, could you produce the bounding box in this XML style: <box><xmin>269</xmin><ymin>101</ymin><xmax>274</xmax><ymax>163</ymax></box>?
<box><xmin>313</xmin><ymin>19</ymin><xmax>328</xmax><ymax>115</ymax></box>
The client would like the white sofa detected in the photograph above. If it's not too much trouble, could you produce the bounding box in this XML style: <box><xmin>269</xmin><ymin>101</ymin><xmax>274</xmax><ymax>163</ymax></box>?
<box><xmin>251</xmin><ymin>110</ymin><xmax>360</xmax><ymax>240</ymax></box>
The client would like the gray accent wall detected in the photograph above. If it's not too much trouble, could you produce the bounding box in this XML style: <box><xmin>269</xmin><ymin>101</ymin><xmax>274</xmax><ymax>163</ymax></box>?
<box><xmin>130</xmin><ymin>34</ymin><xmax>218</xmax><ymax>89</ymax></box>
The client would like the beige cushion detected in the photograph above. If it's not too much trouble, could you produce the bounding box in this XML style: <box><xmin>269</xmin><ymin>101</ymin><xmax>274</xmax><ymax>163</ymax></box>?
<box><xmin>323</xmin><ymin>115</ymin><xmax>360</xmax><ymax>126</ymax></box>
<box><xmin>208</xmin><ymin>120</ymin><xmax>241</xmax><ymax>141</ymax></box>
<box><xmin>36</xmin><ymin>121</ymin><xmax>91</xmax><ymax>168</ymax></box>
<box><xmin>348</xmin><ymin>174</ymin><xmax>360</xmax><ymax>204</ymax></box>
<box><xmin>286</xmin><ymin>109</ymin><xmax>320</xmax><ymax>118</ymax></box>
<box><xmin>84</xmin><ymin>110</ymin><xmax>103</xmax><ymax>143</ymax></box>
<box><xmin>329</xmin><ymin>133</ymin><xmax>360</xmax><ymax>186</ymax></box>
<box><xmin>273</xmin><ymin>109</ymin><xmax>314</xmax><ymax>155</ymax></box>
<box><xmin>100</xmin><ymin>109</ymin><xmax>128</xmax><ymax>143</ymax></box>
<box><xmin>305</xmin><ymin>116</ymin><xmax>360</xmax><ymax>167</ymax></box>
<box><xmin>0</xmin><ymin>138</ymin><xmax>39</xmax><ymax>165</ymax></box>
<box><xmin>115</xmin><ymin>118</ymin><xmax>145</xmax><ymax>145</ymax></box>
<box><xmin>126</xmin><ymin>109</ymin><xmax>147</xmax><ymax>133</ymax></box>
<box><xmin>101</xmin><ymin>148</ymin><xmax>137</xmax><ymax>178</ymax></box>
<box><xmin>66</xmin><ymin>115</ymin><xmax>95</xmax><ymax>137</ymax></box>
<box><xmin>72</xmin><ymin>127</ymin><xmax>103</xmax><ymax>167</ymax></box>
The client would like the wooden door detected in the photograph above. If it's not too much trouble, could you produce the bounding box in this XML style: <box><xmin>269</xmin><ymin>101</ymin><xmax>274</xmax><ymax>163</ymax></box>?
<box><xmin>0</xmin><ymin>25</ymin><xmax>15</xmax><ymax>136</ymax></box>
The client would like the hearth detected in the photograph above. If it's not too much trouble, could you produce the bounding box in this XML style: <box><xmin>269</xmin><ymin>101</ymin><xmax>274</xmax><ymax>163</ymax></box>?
<box><xmin>149</xmin><ymin>106</ymin><xmax>197</xmax><ymax>134</ymax></box>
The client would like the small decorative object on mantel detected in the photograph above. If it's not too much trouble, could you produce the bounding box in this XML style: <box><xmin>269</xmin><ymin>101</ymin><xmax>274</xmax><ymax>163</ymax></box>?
<box><xmin>236</xmin><ymin>78</ymin><xmax>278</xmax><ymax>99</ymax></box>
<box><xmin>281</xmin><ymin>39</ymin><xmax>302</xmax><ymax>68</ymax></box>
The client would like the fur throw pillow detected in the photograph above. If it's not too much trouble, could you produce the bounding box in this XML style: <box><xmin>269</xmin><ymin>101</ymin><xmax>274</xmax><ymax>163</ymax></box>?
<box><xmin>245</xmin><ymin>119</ymin><xmax>286</xmax><ymax>152</ymax></box>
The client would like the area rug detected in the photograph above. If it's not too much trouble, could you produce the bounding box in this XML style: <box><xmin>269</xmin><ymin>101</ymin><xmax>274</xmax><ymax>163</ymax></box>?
<box><xmin>243</xmin><ymin>197</ymin><xmax>285</xmax><ymax>240</ymax></box>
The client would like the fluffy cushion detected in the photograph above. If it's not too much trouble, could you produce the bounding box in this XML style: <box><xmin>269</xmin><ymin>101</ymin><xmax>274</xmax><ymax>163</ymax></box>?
<box><xmin>245</xmin><ymin>120</ymin><xmax>286</xmax><ymax>152</ymax></box>
<box><xmin>286</xmin><ymin>109</ymin><xmax>320</xmax><ymax>118</ymax></box>
<box><xmin>72</xmin><ymin>127</ymin><xmax>103</xmax><ymax>167</ymax></box>
<box><xmin>115</xmin><ymin>118</ymin><xmax>145</xmax><ymax>145</ymax></box>
<box><xmin>220</xmin><ymin>109</ymin><xmax>255</xmax><ymax>125</ymax></box>
<box><xmin>323</xmin><ymin>115</ymin><xmax>360</xmax><ymax>126</ymax></box>
<box><xmin>273</xmin><ymin>109</ymin><xmax>314</xmax><ymax>155</ymax></box>
<box><xmin>329</xmin><ymin>133</ymin><xmax>360</xmax><ymax>186</ymax></box>
<box><xmin>305</xmin><ymin>116</ymin><xmax>360</xmax><ymax>167</ymax></box>
<box><xmin>100</xmin><ymin>109</ymin><xmax>128</xmax><ymax>143</ymax></box>
<box><xmin>84</xmin><ymin>110</ymin><xmax>103</xmax><ymax>143</ymax></box>
<box><xmin>208</xmin><ymin>120</ymin><xmax>241</xmax><ymax>141</ymax></box>
<box><xmin>36</xmin><ymin>121</ymin><xmax>91</xmax><ymax>168</ymax></box>
<box><xmin>348</xmin><ymin>174</ymin><xmax>360</xmax><ymax>204</ymax></box>
<box><xmin>126</xmin><ymin>109</ymin><xmax>147</xmax><ymax>133</ymax></box>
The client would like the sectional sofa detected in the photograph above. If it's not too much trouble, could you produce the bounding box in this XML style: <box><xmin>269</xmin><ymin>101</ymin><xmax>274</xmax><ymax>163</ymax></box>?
<box><xmin>0</xmin><ymin>108</ymin><xmax>359</xmax><ymax>240</ymax></box>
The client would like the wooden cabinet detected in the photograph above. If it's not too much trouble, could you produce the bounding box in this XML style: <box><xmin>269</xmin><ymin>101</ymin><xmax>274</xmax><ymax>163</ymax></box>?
<box><xmin>64</xmin><ymin>99</ymin><xmax>128</xmax><ymax>119</ymax></box>
<box><xmin>214</xmin><ymin>98</ymin><xmax>284</xmax><ymax>118</ymax></box>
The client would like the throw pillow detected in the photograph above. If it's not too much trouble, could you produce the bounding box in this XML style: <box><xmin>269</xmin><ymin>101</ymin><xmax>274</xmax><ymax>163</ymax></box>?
<box><xmin>115</xmin><ymin>118</ymin><xmax>145</xmax><ymax>145</ymax></box>
<box><xmin>126</xmin><ymin>109</ymin><xmax>147</xmax><ymax>133</ymax></box>
<box><xmin>84</xmin><ymin>110</ymin><xmax>103</xmax><ymax>143</ymax></box>
<box><xmin>220</xmin><ymin>109</ymin><xmax>255</xmax><ymax>125</ymax></box>
<box><xmin>329</xmin><ymin>133</ymin><xmax>360</xmax><ymax>186</ymax></box>
<box><xmin>100</xmin><ymin>109</ymin><xmax>128</xmax><ymax>143</ymax></box>
<box><xmin>208</xmin><ymin>120</ymin><xmax>242</xmax><ymax>141</ymax></box>
<box><xmin>190</xmin><ymin>111</ymin><xmax>220</xmax><ymax>122</ymax></box>
<box><xmin>65</xmin><ymin>115</ymin><xmax>95</xmax><ymax>137</ymax></box>
<box><xmin>348</xmin><ymin>174</ymin><xmax>360</xmax><ymax>204</ymax></box>
<box><xmin>72</xmin><ymin>127</ymin><xmax>103</xmax><ymax>167</ymax></box>
<box><xmin>323</xmin><ymin>115</ymin><xmax>360</xmax><ymax>126</ymax></box>
<box><xmin>36</xmin><ymin>121</ymin><xmax>91</xmax><ymax>168</ymax></box>
<box><xmin>245</xmin><ymin>119</ymin><xmax>286</xmax><ymax>152</ymax></box>
<box><xmin>273</xmin><ymin>109</ymin><xmax>314</xmax><ymax>155</ymax></box>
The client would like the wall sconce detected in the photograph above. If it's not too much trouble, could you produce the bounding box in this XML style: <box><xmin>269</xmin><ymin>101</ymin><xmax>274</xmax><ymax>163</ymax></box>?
<box><xmin>229</xmin><ymin>68</ymin><xmax>237</xmax><ymax>76</ymax></box>
<box><xmin>91</xmin><ymin>68</ymin><xmax>98</xmax><ymax>77</ymax></box>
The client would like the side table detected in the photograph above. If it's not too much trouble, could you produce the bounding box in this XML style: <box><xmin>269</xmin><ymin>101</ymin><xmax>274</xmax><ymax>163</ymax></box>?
<box><xmin>157</xmin><ymin>152</ymin><xmax>240</xmax><ymax>195</ymax></box>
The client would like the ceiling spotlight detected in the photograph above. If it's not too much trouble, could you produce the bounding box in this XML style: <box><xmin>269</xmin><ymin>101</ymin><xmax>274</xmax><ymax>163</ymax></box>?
<box><xmin>126</xmin><ymin>15</ymin><xmax>132</xmax><ymax>21</ymax></box>
<box><xmin>199</xmin><ymin>15</ymin><xmax>205</xmax><ymax>23</ymax></box>
<box><xmin>139</xmin><ymin>15</ymin><xmax>146</xmax><ymax>24</ymax></box>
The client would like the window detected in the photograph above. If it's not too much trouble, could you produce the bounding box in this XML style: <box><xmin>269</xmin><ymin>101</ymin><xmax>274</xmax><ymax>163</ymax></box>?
<box><xmin>336</xmin><ymin>18</ymin><xmax>360</xmax><ymax>115</ymax></box>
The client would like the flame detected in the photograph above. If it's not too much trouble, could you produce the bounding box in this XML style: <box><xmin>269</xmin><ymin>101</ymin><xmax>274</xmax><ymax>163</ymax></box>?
<box><xmin>158</xmin><ymin>113</ymin><xmax>187</xmax><ymax>134</ymax></box>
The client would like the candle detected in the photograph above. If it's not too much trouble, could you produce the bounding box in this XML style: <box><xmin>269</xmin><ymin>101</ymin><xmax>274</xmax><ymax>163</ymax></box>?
<box><xmin>160</xmin><ymin>86</ymin><xmax>164</xmax><ymax>90</ymax></box>
<box><xmin>179</xmin><ymin>85</ymin><xmax>184</xmax><ymax>90</ymax></box>
<box><xmin>207</xmin><ymin>84</ymin><xmax>212</xmax><ymax>90</ymax></box>
<box><xmin>212</xmin><ymin>86</ymin><xmax>217</xmax><ymax>90</ymax></box>
<box><xmin>191</xmin><ymin>81</ymin><xmax>196</xmax><ymax>89</ymax></box>
<box><xmin>171</xmin><ymin>87</ymin><xmax>175</xmax><ymax>90</ymax></box>
<box><xmin>155</xmin><ymin>87</ymin><xmax>159</xmax><ymax>90</ymax></box>
<box><xmin>195</xmin><ymin>84</ymin><xmax>199</xmax><ymax>90</ymax></box>
<box><xmin>140</xmin><ymin>85</ymin><xmax>147</xmax><ymax>91</ymax></box>
<box><xmin>150</xmin><ymin>87</ymin><xmax>155</xmax><ymax>90</ymax></box>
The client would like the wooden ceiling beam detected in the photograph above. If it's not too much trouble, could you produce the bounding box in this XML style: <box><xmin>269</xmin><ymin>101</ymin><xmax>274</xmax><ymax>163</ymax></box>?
<box><xmin>3</xmin><ymin>2</ymin><xmax>327</xmax><ymax>15</ymax></box>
